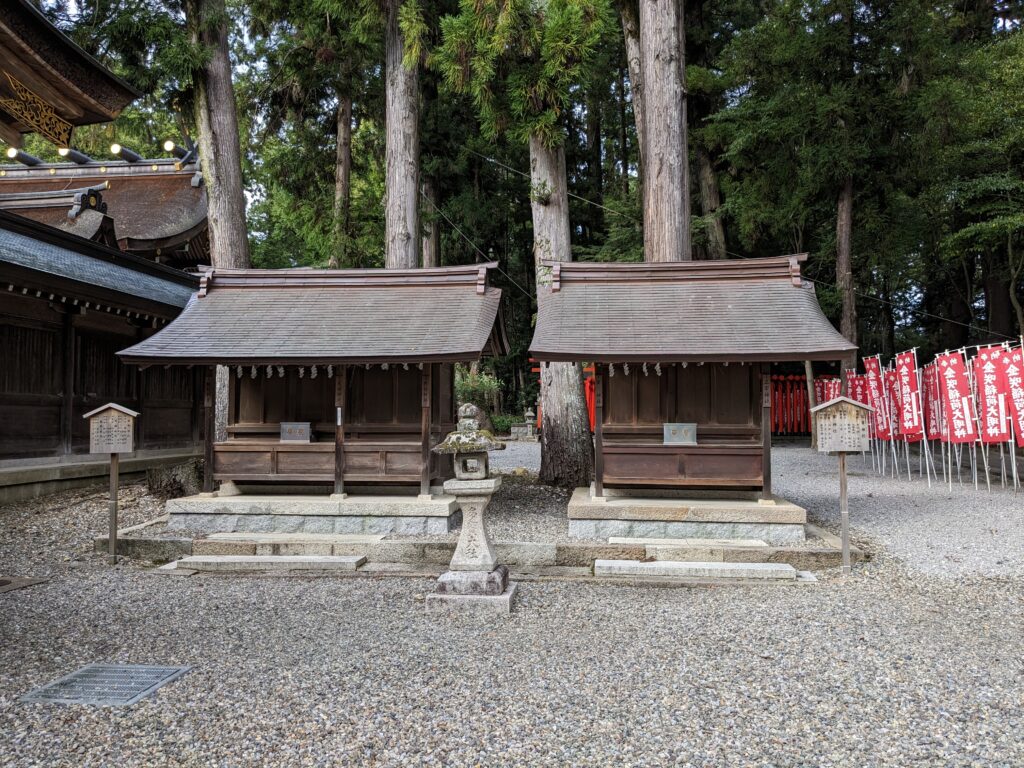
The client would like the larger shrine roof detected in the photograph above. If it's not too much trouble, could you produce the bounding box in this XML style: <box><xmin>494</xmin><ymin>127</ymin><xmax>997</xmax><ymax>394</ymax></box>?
<box><xmin>0</xmin><ymin>159</ymin><xmax>207</xmax><ymax>262</ymax></box>
<box><xmin>0</xmin><ymin>210</ymin><xmax>196</xmax><ymax>311</ymax></box>
<box><xmin>118</xmin><ymin>264</ymin><xmax>509</xmax><ymax>366</ymax></box>
<box><xmin>529</xmin><ymin>255</ymin><xmax>857</xmax><ymax>363</ymax></box>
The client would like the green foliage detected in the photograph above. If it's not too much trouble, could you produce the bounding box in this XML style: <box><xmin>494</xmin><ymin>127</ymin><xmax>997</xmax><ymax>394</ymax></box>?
<box><xmin>435</xmin><ymin>0</ymin><xmax>613</xmax><ymax>147</ymax></box>
<box><xmin>489</xmin><ymin>413</ymin><xmax>515</xmax><ymax>435</ymax></box>
<box><xmin>454</xmin><ymin>367</ymin><xmax>501</xmax><ymax>409</ymax></box>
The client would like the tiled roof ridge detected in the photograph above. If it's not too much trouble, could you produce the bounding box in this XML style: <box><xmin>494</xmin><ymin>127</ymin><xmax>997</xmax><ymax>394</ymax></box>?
<box><xmin>544</xmin><ymin>254</ymin><xmax>809</xmax><ymax>289</ymax></box>
<box><xmin>199</xmin><ymin>262</ymin><xmax>501</xmax><ymax>293</ymax></box>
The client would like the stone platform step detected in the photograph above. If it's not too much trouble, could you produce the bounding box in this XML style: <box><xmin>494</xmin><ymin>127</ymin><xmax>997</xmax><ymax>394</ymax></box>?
<box><xmin>194</xmin><ymin>533</ymin><xmax>383</xmax><ymax>556</ymax></box>
<box><xmin>608</xmin><ymin>537</ymin><xmax>768</xmax><ymax>547</ymax></box>
<box><xmin>593</xmin><ymin>559</ymin><xmax>799</xmax><ymax>582</ymax></box>
<box><xmin>606</xmin><ymin>537</ymin><xmax>771</xmax><ymax>563</ymax></box>
<box><xmin>177</xmin><ymin>555</ymin><xmax>366</xmax><ymax>572</ymax></box>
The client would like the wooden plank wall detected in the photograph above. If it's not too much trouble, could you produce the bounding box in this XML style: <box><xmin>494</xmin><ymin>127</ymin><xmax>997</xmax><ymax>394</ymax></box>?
<box><xmin>0</xmin><ymin>292</ymin><xmax>200</xmax><ymax>459</ymax></box>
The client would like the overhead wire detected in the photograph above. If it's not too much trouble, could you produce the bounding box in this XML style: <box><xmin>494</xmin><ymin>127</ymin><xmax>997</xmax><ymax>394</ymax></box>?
<box><xmin>419</xmin><ymin>189</ymin><xmax>533</xmax><ymax>300</ymax></box>
<box><xmin>442</xmin><ymin>148</ymin><xmax>1018</xmax><ymax>341</ymax></box>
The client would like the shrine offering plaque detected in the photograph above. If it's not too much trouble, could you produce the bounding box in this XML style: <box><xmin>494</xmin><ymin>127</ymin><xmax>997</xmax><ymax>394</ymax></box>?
<box><xmin>83</xmin><ymin>404</ymin><xmax>139</xmax><ymax>455</ymax></box>
<box><xmin>663</xmin><ymin>423</ymin><xmax>697</xmax><ymax>445</ymax></box>
<box><xmin>811</xmin><ymin>397</ymin><xmax>872</xmax><ymax>454</ymax></box>
<box><xmin>280</xmin><ymin>422</ymin><xmax>312</xmax><ymax>443</ymax></box>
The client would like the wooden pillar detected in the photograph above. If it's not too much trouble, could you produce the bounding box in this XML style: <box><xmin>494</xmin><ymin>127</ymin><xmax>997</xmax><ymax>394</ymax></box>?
<box><xmin>420</xmin><ymin>363</ymin><xmax>432</xmax><ymax>497</ymax></box>
<box><xmin>203</xmin><ymin>366</ymin><xmax>215</xmax><ymax>493</ymax></box>
<box><xmin>761</xmin><ymin>367</ymin><xmax>772</xmax><ymax>499</ymax></box>
<box><xmin>594</xmin><ymin>363</ymin><xmax>604</xmax><ymax>498</ymax></box>
<box><xmin>61</xmin><ymin>311</ymin><xmax>76</xmax><ymax>455</ymax></box>
<box><xmin>334</xmin><ymin>365</ymin><xmax>347</xmax><ymax>496</ymax></box>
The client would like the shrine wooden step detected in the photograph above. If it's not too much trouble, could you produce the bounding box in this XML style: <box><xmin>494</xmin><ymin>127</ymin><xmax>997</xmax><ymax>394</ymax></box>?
<box><xmin>593</xmin><ymin>560</ymin><xmax>798</xmax><ymax>582</ymax></box>
<box><xmin>177</xmin><ymin>555</ymin><xmax>366</xmax><ymax>572</ymax></box>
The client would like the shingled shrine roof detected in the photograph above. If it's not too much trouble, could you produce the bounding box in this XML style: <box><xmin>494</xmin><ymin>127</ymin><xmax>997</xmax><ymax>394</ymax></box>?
<box><xmin>0</xmin><ymin>159</ymin><xmax>208</xmax><ymax>266</ymax></box>
<box><xmin>118</xmin><ymin>263</ymin><xmax>509</xmax><ymax>366</ymax></box>
<box><xmin>529</xmin><ymin>255</ymin><xmax>857</xmax><ymax>363</ymax></box>
<box><xmin>0</xmin><ymin>210</ymin><xmax>197</xmax><ymax>312</ymax></box>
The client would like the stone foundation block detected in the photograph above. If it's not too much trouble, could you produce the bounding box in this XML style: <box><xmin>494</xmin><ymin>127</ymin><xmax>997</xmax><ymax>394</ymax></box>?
<box><xmin>435</xmin><ymin>566</ymin><xmax>509</xmax><ymax>596</ymax></box>
<box><xmin>426</xmin><ymin>582</ymin><xmax>517</xmax><ymax>616</ymax></box>
<box><xmin>568</xmin><ymin>519</ymin><xmax>805</xmax><ymax>546</ymax></box>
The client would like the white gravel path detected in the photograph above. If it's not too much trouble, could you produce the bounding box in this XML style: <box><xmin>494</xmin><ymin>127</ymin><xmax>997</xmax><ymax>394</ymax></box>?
<box><xmin>2</xmin><ymin>445</ymin><xmax>1023</xmax><ymax>766</ymax></box>
<box><xmin>491</xmin><ymin>441</ymin><xmax>1024</xmax><ymax>578</ymax></box>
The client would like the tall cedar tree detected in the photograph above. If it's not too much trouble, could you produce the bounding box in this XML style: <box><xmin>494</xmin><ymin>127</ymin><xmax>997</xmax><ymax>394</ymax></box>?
<box><xmin>639</xmin><ymin>0</ymin><xmax>691</xmax><ymax>261</ymax></box>
<box><xmin>437</xmin><ymin>0</ymin><xmax>611</xmax><ymax>487</ymax></box>
<box><xmin>185</xmin><ymin>0</ymin><xmax>250</xmax><ymax>269</ymax></box>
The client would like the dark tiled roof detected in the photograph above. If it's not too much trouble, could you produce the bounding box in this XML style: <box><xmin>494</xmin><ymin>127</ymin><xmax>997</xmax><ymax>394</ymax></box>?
<box><xmin>0</xmin><ymin>215</ymin><xmax>195</xmax><ymax>309</ymax></box>
<box><xmin>529</xmin><ymin>256</ymin><xmax>857</xmax><ymax>363</ymax></box>
<box><xmin>118</xmin><ymin>264</ymin><xmax>506</xmax><ymax>365</ymax></box>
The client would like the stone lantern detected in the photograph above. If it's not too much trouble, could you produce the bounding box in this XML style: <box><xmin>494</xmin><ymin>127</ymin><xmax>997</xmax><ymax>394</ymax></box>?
<box><xmin>426</xmin><ymin>403</ymin><xmax>515</xmax><ymax>614</ymax></box>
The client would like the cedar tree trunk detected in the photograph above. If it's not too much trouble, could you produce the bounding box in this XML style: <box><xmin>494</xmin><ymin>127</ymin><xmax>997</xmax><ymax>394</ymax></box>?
<box><xmin>185</xmin><ymin>0</ymin><xmax>249</xmax><ymax>444</ymax></box>
<box><xmin>696</xmin><ymin>146</ymin><xmax>726</xmax><ymax>260</ymax></box>
<box><xmin>618</xmin><ymin>0</ymin><xmax>645</xmax><ymax>172</ymax></box>
<box><xmin>331</xmin><ymin>90</ymin><xmax>353</xmax><ymax>269</ymax></box>
<box><xmin>384</xmin><ymin>0</ymin><xmax>420</xmax><ymax>269</ymax></box>
<box><xmin>421</xmin><ymin>176</ymin><xmax>440</xmax><ymax>268</ymax></box>
<box><xmin>836</xmin><ymin>175</ymin><xmax>857</xmax><ymax>373</ymax></box>
<box><xmin>529</xmin><ymin>134</ymin><xmax>594</xmax><ymax>488</ymax></box>
<box><xmin>186</xmin><ymin>0</ymin><xmax>250</xmax><ymax>269</ymax></box>
<box><xmin>639</xmin><ymin>0</ymin><xmax>690</xmax><ymax>261</ymax></box>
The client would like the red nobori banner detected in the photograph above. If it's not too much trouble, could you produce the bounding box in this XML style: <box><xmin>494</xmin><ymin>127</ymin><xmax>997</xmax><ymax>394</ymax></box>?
<box><xmin>937</xmin><ymin>351</ymin><xmax>977</xmax><ymax>444</ymax></box>
<box><xmin>922</xmin><ymin>363</ymin><xmax>944</xmax><ymax>440</ymax></box>
<box><xmin>863</xmin><ymin>357</ymin><xmax>891</xmax><ymax>440</ymax></box>
<box><xmin>848</xmin><ymin>374</ymin><xmax>870</xmax><ymax>406</ymax></box>
<box><xmin>974</xmin><ymin>346</ymin><xmax>1011</xmax><ymax>444</ymax></box>
<box><xmin>1000</xmin><ymin>346</ymin><xmax>1024</xmax><ymax>448</ymax></box>
<box><xmin>894</xmin><ymin>351</ymin><xmax>923</xmax><ymax>438</ymax></box>
<box><xmin>814</xmin><ymin>377</ymin><xmax>842</xmax><ymax>404</ymax></box>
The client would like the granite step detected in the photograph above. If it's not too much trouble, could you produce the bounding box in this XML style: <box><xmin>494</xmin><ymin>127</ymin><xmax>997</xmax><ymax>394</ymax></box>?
<box><xmin>593</xmin><ymin>559</ymin><xmax>798</xmax><ymax>581</ymax></box>
<box><xmin>177</xmin><ymin>555</ymin><xmax>366</xmax><ymax>572</ymax></box>
<box><xmin>607</xmin><ymin>537</ymin><xmax>768</xmax><ymax>547</ymax></box>
<box><xmin>194</xmin><ymin>533</ymin><xmax>383</xmax><ymax>556</ymax></box>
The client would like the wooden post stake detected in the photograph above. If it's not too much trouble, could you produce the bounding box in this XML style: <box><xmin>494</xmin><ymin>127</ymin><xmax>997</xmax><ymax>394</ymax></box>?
<box><xmin>108</xmin><ymin>452</ymin><xmax>119</xmax><ymax>565</ymax></box>
<box><xmin>420</xmin><ymin>364</ymin><xmax>432</xmax><ymax>497</ymax></box>
<box><xmin>593</xmin><ymin>364</ymin><xmax>604</xmax><ymax>498</ymax></box>
<box><xmin>203</xmin><ymin>366</ymin><xmax>215</xmax><ymax>493</ymax></box>
<box><xmin>761</xmin><ymin>369</ymin><xmax>772</xmax><ymax>499</ymax></box>
<box><xmin>839</xmin><ymin>450</ymin><xmax>850</xmax><ymax>575</ymax></box>
<box><xmin>334</xmin><ymin>366</ymin><xmax>347</xmax><ymax>497</ymax></box>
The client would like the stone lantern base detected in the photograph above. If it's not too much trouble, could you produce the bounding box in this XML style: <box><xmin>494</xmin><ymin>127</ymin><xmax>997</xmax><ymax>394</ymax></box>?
<box><xmin>425</xmin><ymin>477</ymin><xmax>517</xmax><ymax>616</ymax></box>
<box><xmin>425</xmin><ymin>567</ymin><xmax>518</xmax><ymax>615</ymax></box>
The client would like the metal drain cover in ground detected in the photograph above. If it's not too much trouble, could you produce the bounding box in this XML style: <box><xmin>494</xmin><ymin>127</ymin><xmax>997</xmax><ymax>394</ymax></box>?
<box><xmin>20</xmin><ymin>664</ymin><xmax>191</xmax><ymax>706</ymax></box>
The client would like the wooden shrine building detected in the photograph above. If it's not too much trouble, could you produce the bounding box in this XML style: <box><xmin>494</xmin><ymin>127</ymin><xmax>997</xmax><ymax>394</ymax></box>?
<box><xmin>118</xmin><ymin>264</ymin><xmax>508</xmax><ymax>497</ymax></box>
<box><xmin>0</xmin><ymin>211</ymin><xmax>202</xmax><ymax>473</ymax></box>
<box><xmin>530</xmin><ymin>256</ymin><xmax>857</xmax><ymax>502</ymax></box>
<box><xmin>0</xmin><ymin>2</ymin><xmax>208</xmax><ymax>501</ymax></box>
<box><xmin>0</xmin><ymin>0</ymin><xmax>139</xmax><ymax>148</ymax></box>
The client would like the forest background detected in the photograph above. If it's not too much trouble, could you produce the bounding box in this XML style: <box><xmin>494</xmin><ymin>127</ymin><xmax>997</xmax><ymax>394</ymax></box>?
<box><xmin>21</xmin><ymin>0</ymin><xmax>1024</xmax><ymax>423</ymax></box>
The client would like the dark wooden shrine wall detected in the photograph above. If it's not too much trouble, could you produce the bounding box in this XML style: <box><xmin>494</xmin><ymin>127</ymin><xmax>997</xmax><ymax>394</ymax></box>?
<box><xmin>602</xmin><ymin>363</ymin><xmax>761</xmax><ymax>443</ymax></box>
<box><xmin>229</xmin><ymin>363</ymin><xmax>456</xmax><ymax>438</ymax></box>
<box><xmin>0</xmin><ymin>292</ymin><xmax>201</xmax><ymax>459</ymax></box>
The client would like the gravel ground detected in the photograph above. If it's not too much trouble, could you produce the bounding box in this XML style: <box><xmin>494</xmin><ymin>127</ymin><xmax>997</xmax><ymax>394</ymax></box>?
<box><xmin>488</xmin><ymin>440</ymin><xmax>542</xmax><ymax>473</ymax></box>
<box><xmin>488</xmin><ymin>441</ymin><xmax>1024</xmax><ymax>578</ymax></box>
<box><xmin>0</xmin><ymin>482</ymin><xmax>165</xmax><ymax>577</ymax></box>
<box><xmin>1</xmin><ymin>558</ymin><xmax>1022</xmax><ymax>766</ymax></box>
<box><xmin>772</xmin><ymin>444</ymin><xmax>1024</xmax><ymax>578</ymax></box>
<box><xmin>2</xmin><ymin>445</ymin><xmax>1023</xmax><ymax>766</ymax></box>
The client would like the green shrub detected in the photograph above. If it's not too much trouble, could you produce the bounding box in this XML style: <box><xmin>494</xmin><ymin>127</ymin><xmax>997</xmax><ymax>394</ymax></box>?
<box><xmin>490</xmin><ymin>413</ymin><xmax>515</xmax><ymax>435</ymax></box>
<box><xmin>455</xmin><ymin>367</ymin><xmax>501</xmax><ymax>410</ymax></box>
